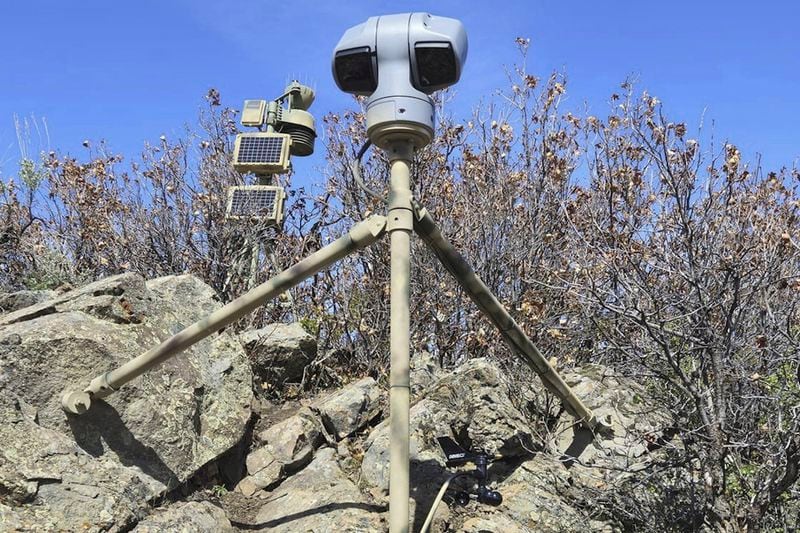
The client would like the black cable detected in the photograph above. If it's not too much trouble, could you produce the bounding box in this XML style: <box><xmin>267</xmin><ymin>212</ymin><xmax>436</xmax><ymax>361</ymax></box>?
<box><xmin>349</xmin><ymin>139</ymin><xmax>385</xmax><ymax>202</ymax></box>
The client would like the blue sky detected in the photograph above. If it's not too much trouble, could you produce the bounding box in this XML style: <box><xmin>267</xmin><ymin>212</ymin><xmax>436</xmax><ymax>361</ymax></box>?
<box><xmin>1</xmin><ymin>1</ymin><xmax>798</xmax><ymax>186</ymax></box>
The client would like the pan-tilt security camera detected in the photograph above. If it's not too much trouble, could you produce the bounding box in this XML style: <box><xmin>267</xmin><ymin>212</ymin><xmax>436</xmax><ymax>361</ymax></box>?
<box><xmin>333</xmin><ymin>13</ymin><xmax>467</xmax><ymax>149</ymax></box>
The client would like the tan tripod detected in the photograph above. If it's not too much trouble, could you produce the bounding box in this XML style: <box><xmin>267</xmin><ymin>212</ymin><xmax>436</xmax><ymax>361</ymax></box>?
<box><xmin>62</xmin><ymin>144</ymin><xmax>608</xmax><ymax>532</ymax></box>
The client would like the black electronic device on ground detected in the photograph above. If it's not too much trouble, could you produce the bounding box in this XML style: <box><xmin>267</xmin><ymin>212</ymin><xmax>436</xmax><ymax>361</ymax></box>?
<box><xmin>436</xmin><ymin>436</ymin><xmax>503</xmax><ymax>506</ymax></box>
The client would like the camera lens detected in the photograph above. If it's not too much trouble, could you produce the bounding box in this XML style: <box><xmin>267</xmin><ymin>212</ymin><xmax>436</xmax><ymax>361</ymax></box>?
<box><xmin>334</xmin><ymin>47</ymin><xmax>378</xmax><ymax>94</ymax></box>
<box><xmin>414</xmin><ymin>42</ymin><xmax>457</xmax><ymax>91</ymax></box>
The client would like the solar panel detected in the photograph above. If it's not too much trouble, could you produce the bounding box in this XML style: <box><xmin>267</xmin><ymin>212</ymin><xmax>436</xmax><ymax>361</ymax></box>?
<box><xmin>225</xmin><ymin>185</ymin><xmax>286</xmax><ymax>223</ymax></box>
<box><xmin>236</xmin><ymin>136</ymin><xmax>283</xmax><ymax>164</ymax></box>
<box><xmin>232</xmin><ymin>133</ymin><xmax>291</xmax><ymax>174</ymax></box>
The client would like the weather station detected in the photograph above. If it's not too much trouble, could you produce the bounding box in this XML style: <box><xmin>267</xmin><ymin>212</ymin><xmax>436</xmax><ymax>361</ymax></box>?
<box><xmin>61</xmin><ymin>13</ymin><xmax>612</xmax><ymax>533</ymax></box>
<box><xmin>227</xmin><ymin>80</ymin><xmax>317</xmax><ymax>225</ymax></box>
<box><xmin>224</xmin><ymin>81</ymin><xmax>317</xmax><ymax>291</ymax></box>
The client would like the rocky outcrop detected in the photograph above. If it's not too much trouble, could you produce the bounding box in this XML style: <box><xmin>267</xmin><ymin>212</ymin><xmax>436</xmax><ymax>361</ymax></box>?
<box><xmin>313</xmin><ymin>376</ymin><xmax>382</xmax><ymax>440</ymax></box>
<box><xmin>236</xmin><ymin>407</ymin><xmax>324</xmax><ymax>496</ymax></box>
<box><xmin>0</xmin><ymin>274</ymin><xmax>675</xmax><ymax>532</ymax></box>
<box><xmin>0</xmin><ymin>273</ymin><xmax>253</xmax><ymax>530</ymax></box>
<box><xmin>132</xmin><ymin>501</ymin><xmax>235</xmax><ymax>532</ymax></box>
<box><xmin>235</xmin><ymin>375</ymin><xmax>383</xmax><ymax>497</ymax></box>
<box><xmin>361</xmin><ymin>358</ymin><xmax>536</xmax><ymax>493</ymax></box>
<box><xmin>0</xmin><ymin>289</ymin><xmax>56</xmax><ymax>314</ymax></box>
<box><xmin>357</xmin><ymin>358</ymin><xmax>673</xmax><ymax>532</ymax></box>
<box><xmin>249</xmin><ymin>448</ymin><xmax>386</xmax><ymax>532</ymax></box>
<box><xmin>239</xmin><ymin>323</ymin><xmax>316</xmax><ymax>387</ymax></box>
<box><xmin>433</xmin><ymin>364</ymin><xmax>673</xmax><ymax>532</ymax></box>
<box><xmin>410</xmin><ymin>350</ymin><xmax>442</xmax><ymax>399</ymax></box>
<box><xmin>0</xmin><ymin>391</ymin><xmax>151</xmax><ymax>531</ymax></box>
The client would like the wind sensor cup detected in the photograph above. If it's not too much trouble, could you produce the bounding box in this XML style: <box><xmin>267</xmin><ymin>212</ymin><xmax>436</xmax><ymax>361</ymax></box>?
<box><xmin>333</xmin><ymin>13</ymin><xmax>467</xmax><ymax>150</ymax></box>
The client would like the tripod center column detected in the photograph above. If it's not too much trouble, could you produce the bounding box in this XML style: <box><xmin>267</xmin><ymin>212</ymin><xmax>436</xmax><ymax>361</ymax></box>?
<box><xmin>387</xmin><ymin>142</ymin><xmax>414</xmax><ymax>533</ymax></box>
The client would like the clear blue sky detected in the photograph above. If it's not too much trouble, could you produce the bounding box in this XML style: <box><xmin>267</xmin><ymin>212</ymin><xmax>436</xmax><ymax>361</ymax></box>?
<box><xmin>1</xmin><ymin>0</ymin><xmax>798</xmax><ymax>186</ymax></box>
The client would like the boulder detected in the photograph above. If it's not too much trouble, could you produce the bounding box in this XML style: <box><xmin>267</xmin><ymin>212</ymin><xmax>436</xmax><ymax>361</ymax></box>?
<box><xmin>132</xmin><ymin>501</ymin><xmax>234</xmax><ymax>532</ymax></box>
<box><xmin>257</xmin><ymin>407</ymin><xmax>323</xmax><ymax>470</ymax></box>
<box><xmin>313</xmin><ymin>376</ymin><xmax>382</xmax><ymax>440</ymax></box>
<box><xmin>410</xmin><ymin>350</ymin><xmax>441</xmax><ymax>399</ymax></box>
<box><xmin>236</xmin><ymin>407</ymin><xmax>324</xmax><ymax>496</ymax></box>
<box><xmin>0</xmin><ymin>272</ymin><xmax>153</xmax><ymax>327</ymax></box>
<box><xmin>424</xmin><ymin>358</ymin><xmax>537</xmax><ymax>457</ymax></box>
<box><xmin>250</xmin><ymin>447</ymin><xmax>385</xmax><ymax>532</ymax></box>
<box><xmin>556</xmin><ymin>364</ymin><xmax>672</xmax><ymax>469</ymax></box>
<box><xmin>362</xmin><ymin>358</ymin><xmax>535</xmax><ymax>492</ymax></box>
<box><xmin>236</xmin><ymin>447</ymin><xmax>283</xmax><ymax>497</ymax></box>
<box><xmin>0</xmin><ymin>390</ymin><xmax>150</xmax><ymax>532</ymax></box>
<box><xmin>0</xmin><ymin>289</ymin><xmax>56</xmax><ymax>314</ymax></box>
<box><xmin>239</xmin><ymin>322</ymin><xmax>316</xmax><ymax>386</ymax></box>
<box><xmin>476</xmin><ymin>455</ymin><xmax>594</xmax><ymax>532</ymax></box>
<box><xmin>0</xmin><ymin>273</ymin><xmax>254</xmax><ymax>529</ymax></box>
<box><xmin>359</xmin><ymin>359</ymin><xmax>538</xmax><ymax>531</ymax></box>
<box><xmin>360</xmin><ymin>398</ymin><xmax>450</xmax><ymax>492</ymax></box>
<box><xmin>540</xmin><ymin>364</ymin><xmax>675</xmax><ymax>516</ymax></box>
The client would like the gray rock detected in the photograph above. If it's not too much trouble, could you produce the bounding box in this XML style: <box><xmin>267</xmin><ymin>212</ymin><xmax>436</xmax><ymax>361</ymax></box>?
<box><xmin>487</xmin><ymin>455</ymin><xmax>592</xmax><ymax>532</ymax></box>
<box><xmin>359</xmin><ymin>359</ymin><xmax>537</xmax><ymax>531</ymax></box>
<box><xmin>0</xmin><ymin>272</ymin><xmax>150</xmax><ymax>326</ymax></box>
<box><xmin>257</xmin><ymin>407</ymin><xmax>323</xmax><ymax>470</ymax></box>
<box><xmin>359</xmin><ymin>358</ymin><xmax>661</xmax><ymax>531</ymax></box>
<box><xmin>236</xmin><ymin>408</ymin><xmax>324</xmax><ymax>495</ymax></box>
<box><xmin>424</xmin><ymin>358</ymin><xmax>536</xmax><ymax>457</ymax></box>
<box><xmin>557</xmin><ymin>364</ymin><xmax>672</xmax><ymax>466</ymax></box>
<box><xmin>460</xmin><ymin>514</ymin><xmax>527</xmax><ymax>533</ymax></box>
<box><xmin>0</xmin><ymin>390</ymin><xmax>150</xmax><ymax>532</ymax></box>
<box><xmin>0</xmin><ymin>273</ymin><xmax>254</xmax><ymax>529</ymax></box>
<box><xmin>132</xmin><ymin>501</ymin><xmax>234</xmax><ymax>532</ymax></box>
<box><xmin>0</xmin><ymin>503</ymin><xmax>29</xmax><ymax>531</ymax></box>
<box><xmin>237</xmin><ymin>446</ymin><xmax>282</xmax><ymax>496</ymax></box>
<box><xmin>360</xmin><ymin>398</ymin><xmax>450</xmax><ymax>492</ymax></box>
<box><xmin>251</xmin><ymin>448</ymin><xmax>385</xmax><ymax>532</ymax></box>
<box><xmin>0</xmin><ymin>290</ymin><xmax>57</xmax><ymax>315</ymax></box>
<box><xmin>313</xmin><ymin>376</ymin><xmax>381</xmax><ymax>440</ymax></box>
<box><xmin>239</xmin><ymin>322</ymin><xmax>316</xmax><ymax>386</ymax></box>
<box><xmin>362</xmin><ymin>359</ymin><xmax>536</xmax><ymax>494</ymax></box>
<box><xmin>410</xmin><ymin>350</ymin><xmax>441</xmax><ymax>399</ymax></box>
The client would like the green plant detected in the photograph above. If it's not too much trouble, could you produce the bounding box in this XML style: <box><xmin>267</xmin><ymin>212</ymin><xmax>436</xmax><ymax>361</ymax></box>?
<box><xmin>210</xmin><ymin>484</ymin><xmax>228</xmax><ymax>497</ymax></box>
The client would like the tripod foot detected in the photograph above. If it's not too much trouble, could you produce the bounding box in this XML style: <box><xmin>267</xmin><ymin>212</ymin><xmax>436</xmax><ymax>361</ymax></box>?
<box><xmin>61</xmin><ymin>390</ymin><xmax>91</xmax><ymax>414</ymax></box>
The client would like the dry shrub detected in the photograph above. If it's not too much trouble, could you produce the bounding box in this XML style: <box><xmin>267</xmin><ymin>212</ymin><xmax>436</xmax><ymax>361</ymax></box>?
<box><xmin>2</xmin><ymin>41</ymin><xmax>799</xmax><ymax>530</ymax></box>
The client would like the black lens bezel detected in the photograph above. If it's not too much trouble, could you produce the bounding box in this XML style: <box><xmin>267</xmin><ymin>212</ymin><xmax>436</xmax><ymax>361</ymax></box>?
<box><xmin>334</xmin><ymin>46</ymin><xmax>378</xmax><ymax>95</ymax></box>
<box><xmin>413</xmin><ymin>42</ymin><xmax>457</xmax><ymax>92</ymax></box>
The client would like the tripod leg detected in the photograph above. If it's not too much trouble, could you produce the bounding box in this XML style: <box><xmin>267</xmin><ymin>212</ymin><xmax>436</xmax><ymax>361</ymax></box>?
<box><xmin>387</xmin><ymin>152</ymin><xmax>414</xmax><ymax>533</ymax></box>
<box><xmin>412</xmin><ymin>203</ymin><xmax>608</xmax><ymax>432</ymax></box>
<box><xmin>62</xmin><ymin>215</ymin><xmax>387</xmax><ymax>414</ymax></box>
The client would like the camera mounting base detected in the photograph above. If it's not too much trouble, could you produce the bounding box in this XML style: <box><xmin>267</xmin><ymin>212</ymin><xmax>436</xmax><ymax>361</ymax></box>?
<box><xmin>366</xmin><ymin>96</ymin><xmax>434</xmax><ymax>149</ymax></box>
<box><xmin>368</xmin><ymin>121</ymin><xmax>433</xmax><ymax>150</ymax></box>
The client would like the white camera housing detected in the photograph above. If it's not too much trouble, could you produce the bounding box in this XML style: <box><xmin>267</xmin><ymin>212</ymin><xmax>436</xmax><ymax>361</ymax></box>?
<box><xmin>333</xmin><ymin>13</ymin><xmax>467</xmax><ymax>149</ymax></box>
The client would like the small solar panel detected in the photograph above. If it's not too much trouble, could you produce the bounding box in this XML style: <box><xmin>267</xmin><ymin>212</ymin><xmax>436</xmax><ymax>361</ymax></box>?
<box><xmin>225</xmin><ymin>185</ymin><xmax>286</xmax><ymax>224</ymax></box>
<box><xmin>233</xmin><ymin>133</ymin><xmax>291</xmax><ymax>175</ymax></box>
<box><xmin>236</xmin><ymin>136</ymin><xmax>284</xmax><ymax>164</ymax></box>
